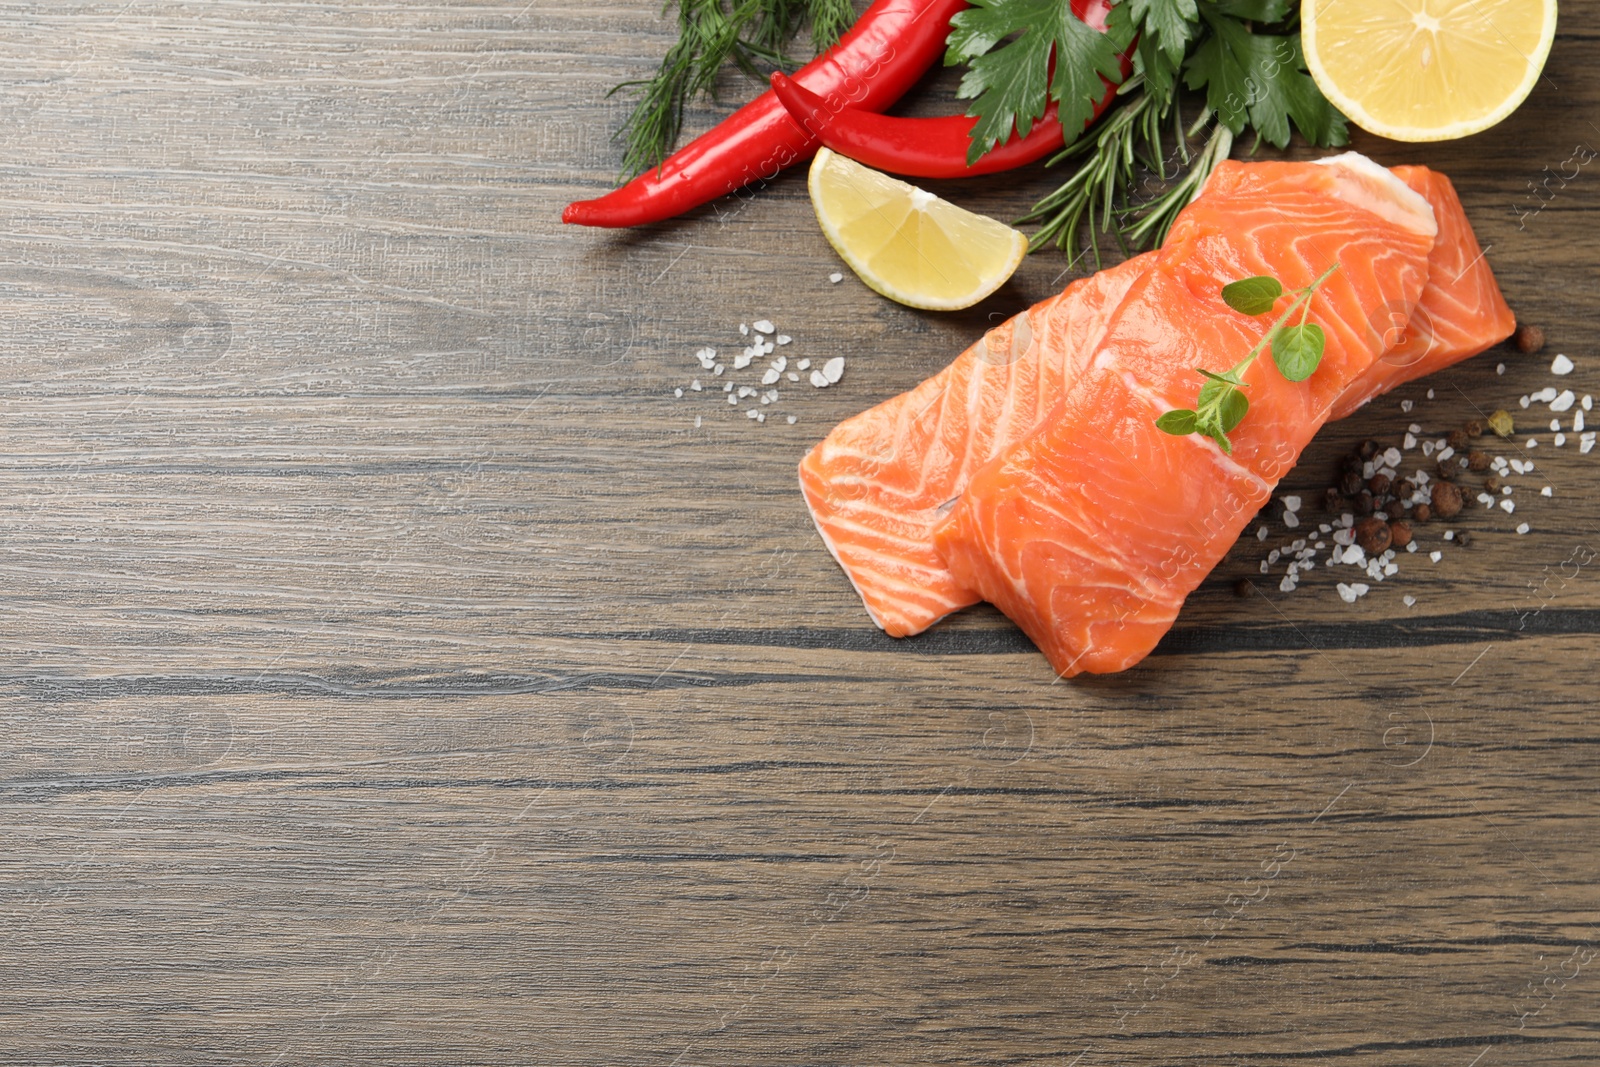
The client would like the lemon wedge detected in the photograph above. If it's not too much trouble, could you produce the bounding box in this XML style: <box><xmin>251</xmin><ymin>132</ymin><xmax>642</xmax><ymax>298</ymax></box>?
<box><xmin>1303</xmin><ymin>0</ymin><xmax>1557</xmax><ymax>142</ymax></box>
<box><xmin>807</xmin><ymin>147</ymin><xmax>1027</xmax><ymax>311</ymax></box>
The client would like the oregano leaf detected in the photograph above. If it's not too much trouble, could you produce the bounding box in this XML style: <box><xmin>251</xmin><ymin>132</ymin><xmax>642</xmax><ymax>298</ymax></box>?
<box><xmin>1221</xmin><ymin>276</ymin><xmax>1282</xmax><ymax>316</ymax></box>
<box><xmin>1271</xmin><ymin>322</ymin><xmax>1326</xmax><ymax>382</ymax></box>
<box><xmin>1156</xmin><ymin>409</ymin><xmax>1199</xmax><ymax>435</ymax></box>
<box><xmin>1217</xmin><ymin>387</ymin><xmax>1249</xmax><ymax>431</ymax></box>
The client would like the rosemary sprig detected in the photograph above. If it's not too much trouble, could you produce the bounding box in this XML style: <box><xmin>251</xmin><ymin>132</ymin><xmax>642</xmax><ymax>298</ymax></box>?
<box><xmin>1015</xmin><ymin>78</ymin><xmax>1235</xmax><ymax>268</ymax></box>
<box><xmin>611</xmin><ymin>0</ymin><xmax>847</xmax><ymax>181</ymax></box>
<box><xmin>1156</xmin><ymin>262</ymin><xmax>1339</xmax><ymax>453</ymax></box>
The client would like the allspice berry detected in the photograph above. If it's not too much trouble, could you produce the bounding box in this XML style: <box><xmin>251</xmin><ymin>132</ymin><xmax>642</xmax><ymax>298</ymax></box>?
<box><xmin>1466</xmin><ymin>450</ymin><xmax>1490</xmax><ymax>471</ymax></box>
<box><xmin>1413</xmin><ymin>503</ymin><xmax>1432</xmax><ymax>523</ymax></box>
<box><xmin>1340</xmin><ymin>471</ymin><xmax>1364</xmax><ymax>497</ymax></box>
<box><xmin>1355</xmin><ymin>517</ymin><xmax>1392</xmax><ymax>554</ymax></box>
<box><xmin>1514</xmin><ymin>323</ymin><xmax>1546</xmax><ymax>354</ymax></box>
<box><xmin>1388</xmin><ymin>520</ymin><xmax>1413</xmax><ymax>549</ymax></box>
<box><xmin>1354</xmin><ymin>491</ymin><xmax>1375</xmax><ymax>516</ymax></box>
<box><xmin>1485</xmin><ymin>474</ymin><xmax>1502</xmax><ymax>492</ymax></box>
<box><xmin>1465</xmin><ymin>420</ymin><xmax>1484</xmax><ymax>438</ymax></box>
<box><xmin>1447</xmin><ymin>428</ymin><xmax>1470</xmax><ymax>451</ymax></box>
<box><xmin>1430</xmin><ymin>480</ymin><xmax>1464</xmax><ymax>520</ymax></box>
<box><xmin>1368</xmin><ymin>472</ymin><xmax>1392</xmax><ymax>496</ymax></box>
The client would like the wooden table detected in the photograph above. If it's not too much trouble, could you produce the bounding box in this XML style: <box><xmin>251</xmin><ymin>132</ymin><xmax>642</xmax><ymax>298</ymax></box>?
<box><xmin>1</xmin><ymin>3</ymin><xmax>1595</xmax><ymax>1063</ymax></box>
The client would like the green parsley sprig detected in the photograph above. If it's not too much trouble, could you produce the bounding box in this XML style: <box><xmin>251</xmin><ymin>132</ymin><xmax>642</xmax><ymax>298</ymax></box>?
<box><xmin>963</xmin><ymin>0</ymin><xmax>1347</xmax><ymax>259</ymax></box>
<box><xmin>1156</xmin><ymin>262</ymin><xmax>1338</xmax><ymax>453</ymax></box>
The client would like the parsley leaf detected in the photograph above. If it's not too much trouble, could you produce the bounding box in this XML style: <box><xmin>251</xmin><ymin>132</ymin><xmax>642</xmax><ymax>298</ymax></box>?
<box><xmin>1184</xmin><ymin>9</ymin><xmax>1347</xmax><ymax>148</ymax></box>
<box><xmin>948</xmin><ymin>0</ymin><xmax>1128</xmax><ymax>165</ymax></box>
<box><xmin>1107</xmin><ymin>0</ymin><xmax>1199</xmax><ymax>105</ymax></box>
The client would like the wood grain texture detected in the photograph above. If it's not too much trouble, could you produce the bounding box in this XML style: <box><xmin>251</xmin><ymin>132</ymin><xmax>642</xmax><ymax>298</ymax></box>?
<box><xmin>0</xmin><ymin>2</ymin><xmax>1595</xmax><ymax>1064</ymax></box>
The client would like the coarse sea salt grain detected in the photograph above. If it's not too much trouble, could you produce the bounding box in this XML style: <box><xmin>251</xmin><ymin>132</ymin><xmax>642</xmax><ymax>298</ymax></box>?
<box><xmin>1430</xmin><ymin>551</ymin><xmax>1442</xmax><ymax>563</ymax></box>
<box><xmin>1551</xmin><ymin>418</ymin><xmax>1563</xmax><ymax>431</ymax></box>
<box><xmin>1542</xmin><ymin>486</ymin><xmax>1553</xmax><ymax>497</ymax></box>
<box><xmin>761</xmin><ymin>368</ymin><xmax>780</xmax><ymax>385</ymax></box>
<box><xmin>1401</xmin><ymin>399</ymin><xmax>1414</xmax><ymax>412</ymax></box>
<box><xmin>822</xmin><ymin>356</ymin><xmax>845</xmax><ymax>384</ymax></box>
<box><xmin>674</xmin><ymin>387</ymin><xmax>683</xmax><ymax>398</ymax></box>
<box><xmin>1556</xmin><ymin>433</ymin><xmax>1567</xmax><ymax>446</ymax></box>
<box><xmin>1527</xmin><ymin>437</ymin><xmax>1539</xmax><ymax>448</ymax></box>
<box><xmin>786</xmin><ymin>414</ymin><xmax>798</xmax><ymax>424</ymax></box>
<box><xmin>1284</xmin><ymin>512</ymin><xmax>1300</xmax><ymax>529</ymax></box>
<box><xmin>777</xmin><ymin>335</ymin><xmax>791</xmax><ymax>345</ymax></box>
<box><xmin>1520</xmin><ymin>396</ymin><xmax>1531</xmax><ymax>409</ymax></box>
<box><xmin>1282</xmin><ymin>495</ymin><xmax>1301</xmax><ymax>512</ymax></box>
<box><xmin>753</xmin><ymin>319</ymin><xmax>775</xmax><ymax>334</ymax></box>
<box><xmin>1427</xmin><ymin>389</ymin><xmax>1435</xmax><ymax>399</ymax></box>
<box><xmin>1584</xmin><ymin>434</ymin><xmax>1598</xmax><ymax>455</ymax></box>
<box><xmin>1552</xmin><ymin>353</ymin><xmax>1575</xmax><ymax>375</ymax></box>
<box><xmin>829</xmin><ymin>272</ymin><xmax>843</xmax><ymax>284</ymax></box>
<box><xmin>1405</xmin><ymin>433</ymin><xmax>1417</xmax><ymax>450</ymax></box>
<box><xmin>1403</xmin><ymin>594</ymin><xmax>1417</xmax><ymax>607</ymax></box>
<box><xmin>1337</xmin><ymin>583</ymin><xmax>1358</xmax><ymax>603</ymax></box>
<box><xmin>739</xmin><ymin>323</ymin><xmax>749</xmax><ymax>335</ymax></box>
<box><xmin>1257</xmin><ymin>526</ymin><xmax>1268</xmax><ymax>541</ymax></box>
<box><xmin>1552</xmin><ymin>390</ymin><xmax>1577</xmax><ymax>412</ymax></box>
<box><xmin>1500</xmin><ymin>499</ymin><xmax>1515</xmax><ymax>514</ymax></box>
<box><xmin>1517</xmin><ymin>522</ymin><xmax>1530</xmax><ymax>534</ymax></box>
<box><xmin>1576</xmin><ymin>411</ymin><xmax>1586</xmax><ymax>432</ymax></box>
<box><xmin>1498</xmin><ymin>363</ymin><xmax>1506</xmax><ymax>375</ymax></box>
<box><xmin>787</xmin><ymin>372</ymin><xmax>800</xmax><ymax>382</ymax></box>
<box><xmin>810</xmin><ymin>370</ymin><xmax>829</xmax><ymax>388</ymax></box>
<box><xmin>746</xmin><ymin>408</ymin><xmax>760</xmax><ymax>420</ymax></box>
<box><xmin>1585</xmin><ymin>395</ymin><xmax>1595</xmax><ymax>411</ymax></box>
<box><xmin>694</xmin><ymin>414</ymin><xmax>702</xmax><ymax>428</ymax></box>
<box><xmin>797</xmin><ymin>358</ymin><xmax>811</xmax><ymax>370</ymax></box>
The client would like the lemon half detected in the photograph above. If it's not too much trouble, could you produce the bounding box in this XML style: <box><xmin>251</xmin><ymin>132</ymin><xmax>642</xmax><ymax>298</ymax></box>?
<box><xmin>807</xmin><ymin>148</ymin><xmax>1027</xmax><ymax>311</ymax></box>
<box><xmin>1303</xmin><ymin>0</ymin><xmax>1557</xmax><ymax>142</ymax></box>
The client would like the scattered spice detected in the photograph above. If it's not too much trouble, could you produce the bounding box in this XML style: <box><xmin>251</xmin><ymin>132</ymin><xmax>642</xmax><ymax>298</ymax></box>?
<box><xmin>1466</xmin><ymin>449</ymin><xmax>1490</xmax><ymax>471</ymax></box>
<box><xmin>1430</xmin><ymin>481</ymin><xmax>1464</xmax><ymax>520</ymax></box>
<box><xmin>1488</xmin><ymin>409</ymin><xmax>1515</xmax><ymax>437</ymax></box>
<box><xmin>1513</xmin><ymin>322</ymin><xmax>1546</xmax><ymax>354</ymax></box>
<box><xmin>1388</xmin><ymin>520</ymin><xmax>1413</xmax><ymax>549</ymax></box>
<box><xmin>1413</xmin><ymin>503</ymin><xmax>1432</xmax><ymax>523</ymax></box>
<box><xmin>1355</xmin><ymin>517</ymin><xmax>1392</xmax><ymax>554</ymax></box>
<box><xmin>1466</xmin><ymin>419</ymin><xmax>1484</xmax><ymax>437</ymax></box>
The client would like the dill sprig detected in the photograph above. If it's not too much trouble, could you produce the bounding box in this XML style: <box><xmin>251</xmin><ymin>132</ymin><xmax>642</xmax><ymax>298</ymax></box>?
<box><xmin>611</xmin><ymin>0</ymin><xmax>850</xmax><ymax>181</ymax></box>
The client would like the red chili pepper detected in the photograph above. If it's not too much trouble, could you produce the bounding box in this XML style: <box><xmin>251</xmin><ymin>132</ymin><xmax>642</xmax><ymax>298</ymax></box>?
<box><xmin>771</xmin><ymin>0</ymin><xmax>1133</xmax><ymax>179</ymax></box>
<box><xmin>563</xmin><ymin>0</ymin><xmax>971</xmax><ymax>229</ymax></box>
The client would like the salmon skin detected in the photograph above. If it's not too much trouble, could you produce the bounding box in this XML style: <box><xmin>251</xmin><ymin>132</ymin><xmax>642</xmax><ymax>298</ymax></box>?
<box><xmin>799</xmin><ymin>156</ymin><xmax>1512</xmax><ymax>662</ymax></box>
<box><xmin>931</xmin><ymin>155</ymin><xmax>1440</xmax><ymax>675</ymax></box>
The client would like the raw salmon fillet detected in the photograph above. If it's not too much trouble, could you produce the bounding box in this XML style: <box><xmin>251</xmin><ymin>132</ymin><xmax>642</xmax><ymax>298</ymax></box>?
<box><xmin>798</xmin><ymin>253</ymin><xmax>1153</xmax><ymax>636</ymax></box>
<box><xmin>1332</xmin><ymin>166</ymin><xmax>1515</xmax><ymax>418</ymax></box>
<box><xmin>932</xmin><ymin>156</ymin><xmax>1438</xmax><ymax>675</ymax></box>
<box><xmin>800</xmin><ymin>159</ymin><xmax>1510</xmax><ymax>650</ymax></box>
